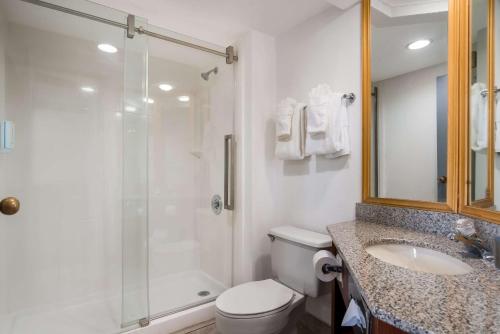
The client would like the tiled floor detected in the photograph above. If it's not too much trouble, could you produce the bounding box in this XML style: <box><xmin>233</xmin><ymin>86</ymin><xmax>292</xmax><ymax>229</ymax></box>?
<box><xmin>297</xmin><ymin>312</ymin><xmax>331</xmax><ymax>334</ymax></box>
<box><xmin>172</xmin><ymin>320</ymin><xmax>216</xmax><ymax>334</ymax></box>
<box><xmin>187</xmin><ymin>324</ymin><xmax>216</xmax><ymax>334</ymax></box>
<box><xmin>176</xmin><ymin>312</ymin><xmax>331</xmax><ymax>334</ymax></box>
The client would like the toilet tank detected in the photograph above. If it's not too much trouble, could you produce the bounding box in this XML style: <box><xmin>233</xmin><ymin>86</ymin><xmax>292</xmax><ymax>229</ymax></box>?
<box><xmin>269</xmin><ymin>226</ymin><xmax>332</xmax><ymax>298</ymax></box>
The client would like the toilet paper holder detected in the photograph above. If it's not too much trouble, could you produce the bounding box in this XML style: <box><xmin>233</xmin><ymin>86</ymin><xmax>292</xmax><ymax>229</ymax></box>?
<box><xmin>322</xmin><ymin>263</ymin><xmax>342</xmax><ymax>274</ymax></box>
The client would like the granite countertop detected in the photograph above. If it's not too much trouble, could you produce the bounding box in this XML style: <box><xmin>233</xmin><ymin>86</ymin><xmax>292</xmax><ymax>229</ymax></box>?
<box><xmin>327</xmin><ymin>220</ymin><xmax>500</xmax><ymax>334</ymax></box>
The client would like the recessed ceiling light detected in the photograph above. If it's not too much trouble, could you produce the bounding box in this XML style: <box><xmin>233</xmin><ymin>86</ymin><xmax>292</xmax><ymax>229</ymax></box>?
<box><xmin>407</xmin><ymin>39</ymin><xmax>431</xmax><ymax>50</ymax></box>
<box><xmin>144</xmin><ymin>97</ymin><xmax>155</xmax><ymax>104</ymax></box>
<box><xmin>159</xmin><ymin>83</ymin><xmax>173</xmax><ymax>92</ymax></box>
<box><xmin>81</xmin><ymin>86</ymin><xmax>95</xmax><ymax>93</ymax></box>
<box><xmin>98</xmin><ymin>43</ymin><xmax>117</xmax><ymax>53</ymax></box>
<box><xmin>178</xmin><ymin>95</ymin><xmax>190</xmax><ymax>102</ymax></box>
<box><xmin>125</xmin><ymin>106</ymin><xmax>137</xmax><ymax>112</ymax></box>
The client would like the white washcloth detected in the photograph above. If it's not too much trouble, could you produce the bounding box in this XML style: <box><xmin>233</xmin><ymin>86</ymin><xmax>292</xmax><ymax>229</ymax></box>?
<box><xmin>307</xmin><ymin>84</ymin><xmax>333</xmax><ymax>134</ymax></box>
<box><xmin>275</xmin><ymin>102</ymin><xmax>307</xmax><ymax>160</ymax></box>
<box><xmin>274</xmin><ymin>98</ymin><xmax>296</xmax><ymax>140</ymax></box>
<box><xmin>471</xmin><ymin>82</ymin><xmax>488</xmax><ymax>151</ymax></box>
<box><xmin>305</xmin><ymin>91</ymin><xmax>348</xmax><ymax>156</ymax></box>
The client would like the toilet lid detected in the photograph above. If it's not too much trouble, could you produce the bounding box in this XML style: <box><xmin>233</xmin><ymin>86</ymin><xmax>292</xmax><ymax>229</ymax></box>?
<box><xmin>216</xmin><ymin>279</ymin><xmax>294</xmax><ymax>316</ymax></box>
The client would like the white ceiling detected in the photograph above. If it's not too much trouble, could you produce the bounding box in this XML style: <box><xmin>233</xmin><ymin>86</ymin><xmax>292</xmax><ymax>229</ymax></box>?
<box><xmin>371</xmin><ymin>7</ymin><xmax>448</xmax><ymax>82</ymax></box>
<box><xmin>372</xmin><ymin>0</ymin><xmax>447</xmax><ymax>18</ymax></box>
<box><xmin>93</xmin><ymin>0</ymin><xmax>336</xmax><ymax>46</ymax></box>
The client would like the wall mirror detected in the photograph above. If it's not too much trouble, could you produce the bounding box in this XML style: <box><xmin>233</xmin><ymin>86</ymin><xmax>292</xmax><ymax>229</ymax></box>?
<box><xmin>459</xmin><ymin>0</ymin><xmax>500</xmax><ymax>224</ymax></box>
<box><xmin>362</xmin><ymin>0</ymin><xmax>458</xmax><ymax>210</ymax></box>
<box><xmin>468</xmin><ymin>0</ymin><xmax>492</xmax><ymax>208</ymax></box>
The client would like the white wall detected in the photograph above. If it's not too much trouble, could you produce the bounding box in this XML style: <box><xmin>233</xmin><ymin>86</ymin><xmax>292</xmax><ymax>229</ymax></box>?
<box><xmin>234</xmin><ymin>5</ymin><xmax>362</xmax><ymax>325</ymax></box>
<box><xmin>376</xmin><ymin>63</ymin><xmax>447</xmax><ymax>201</ymax></box>
<box><xmin>148</xmin><ymin>56</ymin><xmax>200</xmax><ymax>280</ymax></box>
<box><xmin>275</xmin><ymin>6</ymin><xmax>361</xmax><ymax>231</ymax></box>
<box><xmin>234</xmin><ymin>30</ymin><xmax>279</xmax><ymax>285</ymax></box>
<box><xmin>0</xmin><ymin>23</ymin><xmax>124</xmax><ymax>315</ymax></box>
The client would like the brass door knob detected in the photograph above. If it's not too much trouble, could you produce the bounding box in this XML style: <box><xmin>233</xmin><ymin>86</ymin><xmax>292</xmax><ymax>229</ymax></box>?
<box><xmin>438</xmin><ymin>176</ymin><xmax>447</xmax><ymax>184</ymax></box>
<box><xmin>0</xmin><ymin>197</ymin><xmax>20</xmax><ymax>215</ymax></box>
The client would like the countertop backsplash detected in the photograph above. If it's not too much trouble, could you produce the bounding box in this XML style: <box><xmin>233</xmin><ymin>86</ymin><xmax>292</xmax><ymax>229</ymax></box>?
<box><xmin>356</xmin><ymin>203</ymin><xmax>500</xmax><ymax>251</ymax></box>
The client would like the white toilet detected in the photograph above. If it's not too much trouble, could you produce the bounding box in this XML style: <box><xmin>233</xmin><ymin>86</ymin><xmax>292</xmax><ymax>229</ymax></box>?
<box><xmin>215</xmin><ymin>226</ymin><xmax>332</xmax><ymax>334</ymax></box>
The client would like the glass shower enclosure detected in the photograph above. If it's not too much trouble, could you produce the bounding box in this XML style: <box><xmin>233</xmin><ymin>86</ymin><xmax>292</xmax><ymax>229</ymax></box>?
<box><xmin>0</xmin><ymin>0</ymin><xmax>234</xmax><ymax>333</ymax></box>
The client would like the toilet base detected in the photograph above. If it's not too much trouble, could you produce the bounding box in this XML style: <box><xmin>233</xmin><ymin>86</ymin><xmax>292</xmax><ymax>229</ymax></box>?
<box><xmin>278</xmin><ymin>300</ymin><xmax>306</xmax><ymax>334</ymax></box>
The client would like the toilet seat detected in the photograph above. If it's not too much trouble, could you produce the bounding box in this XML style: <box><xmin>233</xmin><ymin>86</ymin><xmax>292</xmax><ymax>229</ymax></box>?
<box><xmin>215</xmin><ymin>279</ymin><xmax>295</xmax><ymax>318</ymax></box>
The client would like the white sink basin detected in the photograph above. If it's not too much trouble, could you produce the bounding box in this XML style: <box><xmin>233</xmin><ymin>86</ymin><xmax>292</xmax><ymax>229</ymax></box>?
<box><xmin>365</xmin><ymin>243</ymin><xmax>473</xmax><ymax>275</ymax></box>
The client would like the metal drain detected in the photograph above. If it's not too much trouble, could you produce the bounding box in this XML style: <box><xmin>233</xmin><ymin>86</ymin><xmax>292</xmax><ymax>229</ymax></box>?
<box><xmin>198</xmin><ymin>290</ymin><xmax>210</xmax><ymax>297</ymax></box>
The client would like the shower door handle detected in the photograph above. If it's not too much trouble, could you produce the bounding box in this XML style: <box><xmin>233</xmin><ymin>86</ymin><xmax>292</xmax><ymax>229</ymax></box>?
<box><xmin>0</xmin><ymin>197</ymin><xmax>20</xmax><ymax>215</ymax></box>
<box><xmin>224</xmin><ymin>134</ymin><xmax>235</xmax><ymax>210</ymax></box>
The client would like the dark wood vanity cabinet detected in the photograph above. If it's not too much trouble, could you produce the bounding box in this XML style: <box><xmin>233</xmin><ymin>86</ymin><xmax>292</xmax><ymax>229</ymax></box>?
<box><xmin>331</xmin><ymin>246</ymin><xmax>406</xmax><ymax>334</ymax></box>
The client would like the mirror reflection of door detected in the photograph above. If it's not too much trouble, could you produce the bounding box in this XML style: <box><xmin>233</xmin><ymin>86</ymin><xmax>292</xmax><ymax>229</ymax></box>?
<box><xmin>436</xmin><ymin>74</ymin><xmax>448</xmax><ymax>203</ymax></box>
<box><xmin>370</xmin><ymin>1</ymin><xmax>449</xmax><ymax>202</ymax></box>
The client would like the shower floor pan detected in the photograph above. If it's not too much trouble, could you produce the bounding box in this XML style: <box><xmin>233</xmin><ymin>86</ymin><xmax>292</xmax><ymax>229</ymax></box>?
<box><xmin>0</xmin><ymin>270</ymin><xmax>225</xmax><ymax>334</ymax></box>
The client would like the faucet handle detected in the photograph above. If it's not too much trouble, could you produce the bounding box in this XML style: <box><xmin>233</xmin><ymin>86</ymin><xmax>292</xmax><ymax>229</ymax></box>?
<box><xmin>456</xmin><ymin>218</ymin><xmax>477</xmax><ymax>238</ymax></box>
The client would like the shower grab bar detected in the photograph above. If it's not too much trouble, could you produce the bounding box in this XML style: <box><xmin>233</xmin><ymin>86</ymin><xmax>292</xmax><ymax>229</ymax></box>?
<box><xmin>224</xmin><ymin>134</ymin><xmax>235</xmax><ymax>210</ymax></box>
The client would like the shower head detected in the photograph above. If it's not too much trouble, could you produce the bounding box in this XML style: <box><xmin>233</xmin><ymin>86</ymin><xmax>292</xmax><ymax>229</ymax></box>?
<box><xmin>201</xmin><ymin>67</ymin><xmax>218</xmax><ymax>81</ymax></box>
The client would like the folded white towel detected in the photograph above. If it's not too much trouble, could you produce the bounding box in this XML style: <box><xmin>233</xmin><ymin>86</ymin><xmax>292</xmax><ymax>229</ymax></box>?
<box><xmin>471</xmin><ymin>82</ymin><xmax>488</xmax><ymax>151</ymax></box>
<box><xmin>307</xmin><ymin>84</ymin><xmax>333</xmax><ymax>134</ymax></box>
<box><xmin>305</xmin><ymin>91</ymin><xmax>347</xmax><ymax>156</ymax></box>
<box><xmin>274</xmin><ymin>98</ymin><xmax>296</xmax><ymax>140</ymax></box>
<box><xmin>275</xmin><ymin>102</ymin><xmax>307</xmax><ymax>160</ymax></box>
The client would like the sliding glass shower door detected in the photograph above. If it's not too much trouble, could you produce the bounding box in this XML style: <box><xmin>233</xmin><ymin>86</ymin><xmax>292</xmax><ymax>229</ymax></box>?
<box><xmin>0</xmin><ymin>0</ymin><xmax>149</xmax><ymax>332</ymax></box>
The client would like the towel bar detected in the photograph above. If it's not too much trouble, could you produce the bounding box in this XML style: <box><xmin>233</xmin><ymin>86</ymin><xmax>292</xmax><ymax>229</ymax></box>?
<box><xmin>342</xmin><ymin>93</ymin><xmax>356</xmax><ymax>106</ymax></box>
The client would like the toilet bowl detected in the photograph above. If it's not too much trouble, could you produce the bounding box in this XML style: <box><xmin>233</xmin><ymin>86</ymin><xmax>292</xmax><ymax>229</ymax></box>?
<box><xmin>215</xmin><ymin>279</ymin><xmax>305</xmax><ymax>334</ymax></box>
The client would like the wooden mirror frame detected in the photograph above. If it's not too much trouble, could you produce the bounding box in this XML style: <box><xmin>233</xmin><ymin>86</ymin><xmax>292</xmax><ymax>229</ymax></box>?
<box><xmin>361</xmin><ymin>0</ymin><xmax>460</xmax><ymax>212</ymax></box>
<box><xmin>458</xmin><ymin>0</ymin><xmax>500</xmax><ymax>224</ymax></box>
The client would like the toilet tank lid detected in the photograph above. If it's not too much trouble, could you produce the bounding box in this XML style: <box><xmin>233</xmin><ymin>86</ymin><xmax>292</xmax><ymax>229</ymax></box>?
<box><xmin>269</xmin><ymin>226</ymin><xmax>332</xmax><ymax>248</ymax></box>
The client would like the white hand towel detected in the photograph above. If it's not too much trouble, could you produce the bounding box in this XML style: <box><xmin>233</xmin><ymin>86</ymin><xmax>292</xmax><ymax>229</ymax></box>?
<box><xmin>274</xmin><ymin>98</ymin><xmax>296</xmax><ymax>140</ymax></box>
<box><xmin>275</xmin><ymin>102</ymin><xmax>307</xmax><ymax>160</ymax></box>
<box><xmin>471</xmin><ymin>82</ymin><xmax>488</xmax><ymax>151</ymax></box>
<box><xmin>495</xmin><ymin>93</ymin><xmax>500</xmax><ymax>152</ymax></box>
<box><xmin>325</xmin><ymin>101</ymin><xmax>350</xmax><ymax>158</ymax></box>
<box><xmin>305</xmin><ymin>91</ymin><xmax>345</xmax><ymax>155</ymax></box>
<box><xmin>307</xmin><ymin>84</ymin><xmax>333</xmax><ymax>134</ymax></box>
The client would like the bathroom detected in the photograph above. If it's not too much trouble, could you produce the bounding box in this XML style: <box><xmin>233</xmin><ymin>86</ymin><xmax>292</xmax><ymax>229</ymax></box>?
<box><xmin>0</xmin><ymin>0</ymin><xmax>498</xmax><ymax>333</ymax></box>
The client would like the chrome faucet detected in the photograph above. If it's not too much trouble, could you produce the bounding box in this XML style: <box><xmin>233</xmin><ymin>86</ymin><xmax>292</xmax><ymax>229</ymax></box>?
<box><xmin>448</xmin><ymin>219</ymin><xmax>494</xmax><ymax>263</ymax></box>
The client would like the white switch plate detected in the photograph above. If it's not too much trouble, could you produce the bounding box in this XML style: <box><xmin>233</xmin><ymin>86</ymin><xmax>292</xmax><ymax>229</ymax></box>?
<box><xmin>1</xmin><ymin>120</ymin><xmax>15</xmax><ymax>152</ymax></box>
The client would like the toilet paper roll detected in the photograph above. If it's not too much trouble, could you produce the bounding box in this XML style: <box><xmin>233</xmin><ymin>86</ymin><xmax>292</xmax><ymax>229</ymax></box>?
<box><xmin>313</xmin><ymin>250</ymin><xmax>340</xmax><ymax>282</ymax></box>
